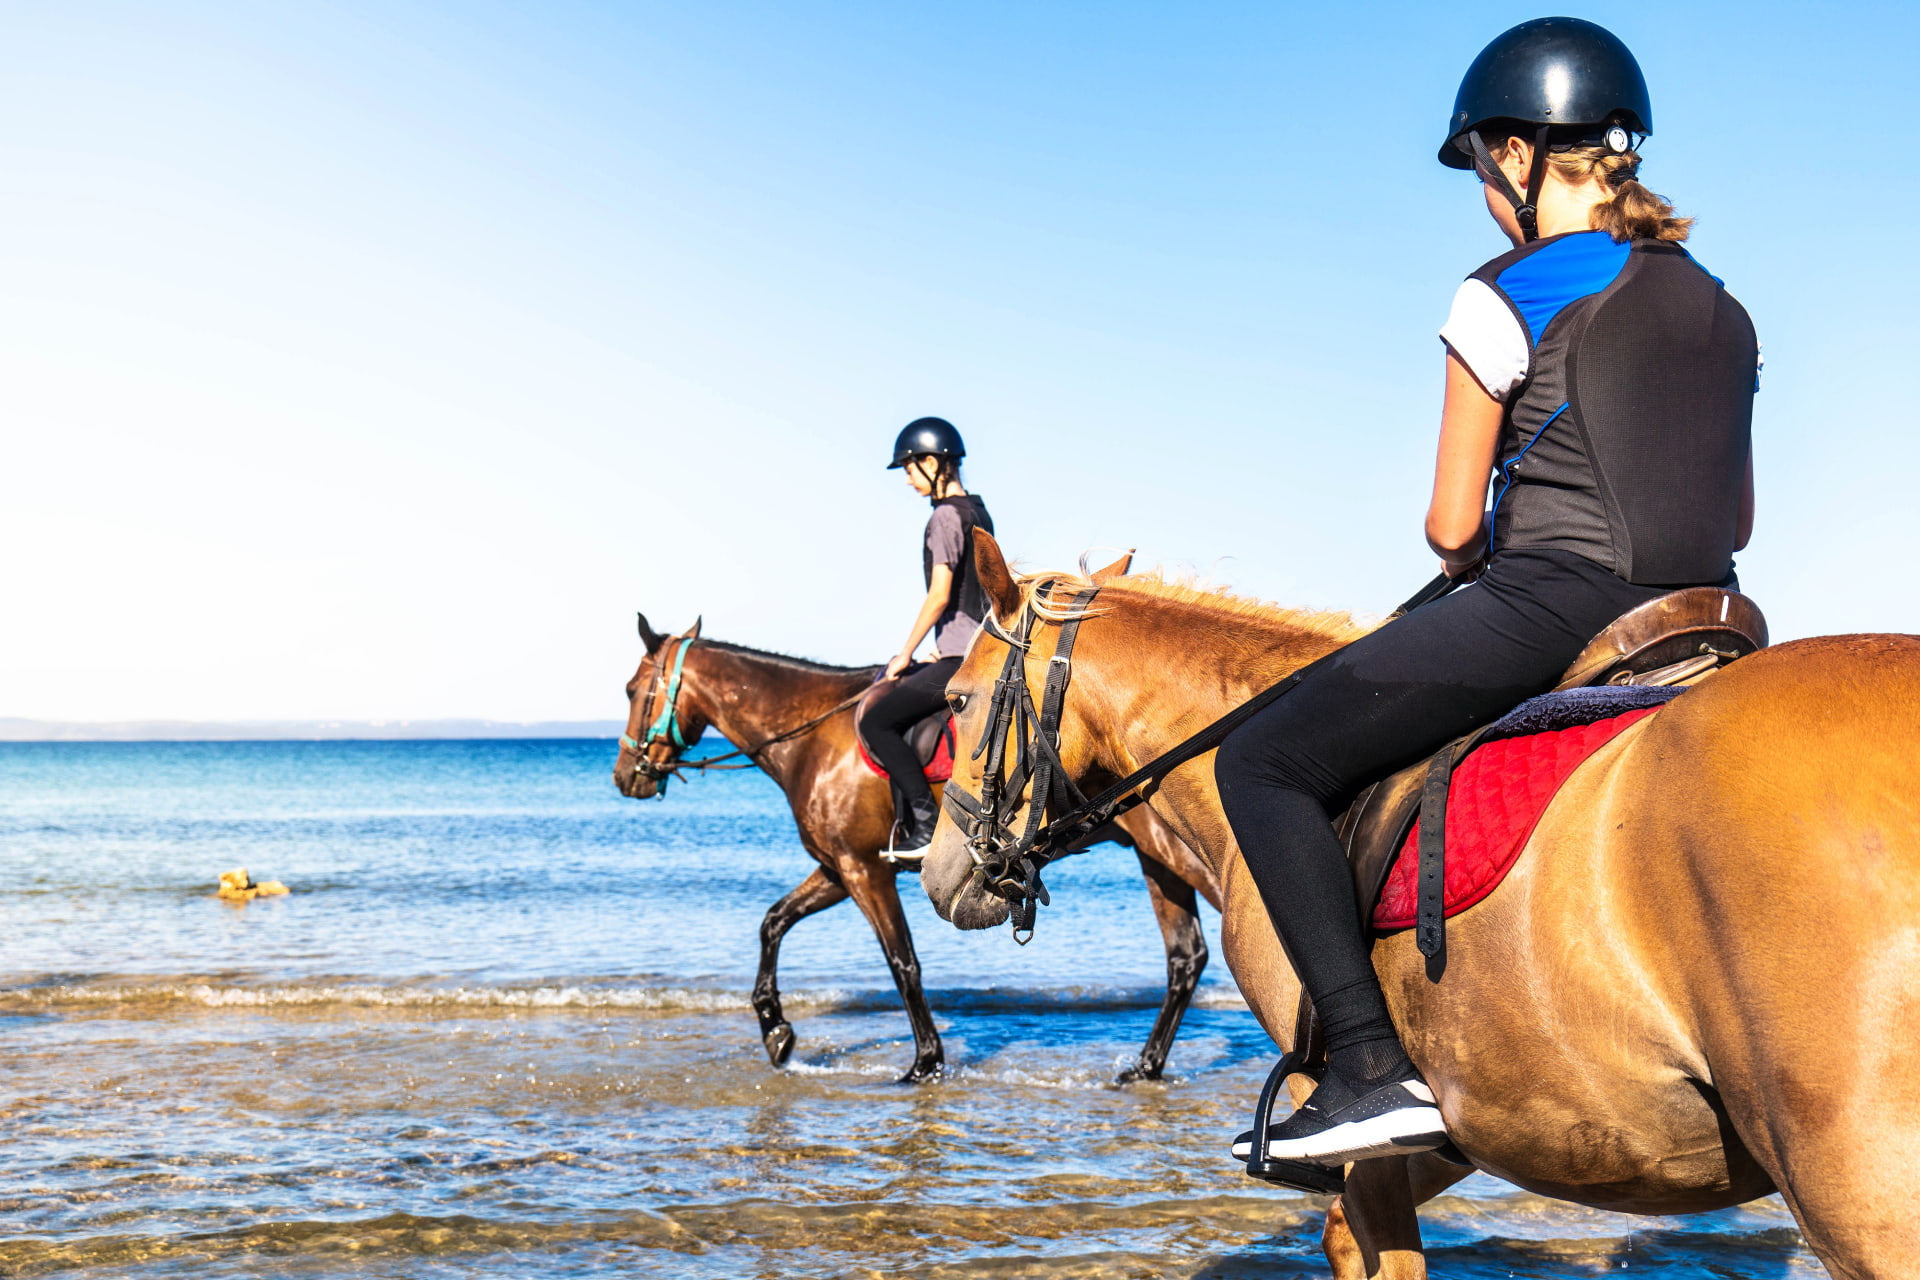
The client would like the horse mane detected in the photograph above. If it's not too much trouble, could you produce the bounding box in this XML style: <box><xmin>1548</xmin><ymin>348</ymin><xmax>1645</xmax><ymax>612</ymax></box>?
<box><xmin>1016</xmin><ymin>565</ymin><xmax>1372</xmax><ymax>646</ymax></box>
<box><xmin>696</xmin><ymin>639</ymin><xmax>881</xmax><ymax>678</ymax></box>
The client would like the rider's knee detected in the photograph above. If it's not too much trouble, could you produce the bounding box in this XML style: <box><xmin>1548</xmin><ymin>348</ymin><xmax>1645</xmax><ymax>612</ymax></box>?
<box><xmin>1213</xmin><ymin>727</ymin><xmax>1267</xmax><ymax>800</ymax></box>
<box><xmin>1215</xmin><ymin>723</ymin><xmax>1331</xmax><ymax>810</ymax></box>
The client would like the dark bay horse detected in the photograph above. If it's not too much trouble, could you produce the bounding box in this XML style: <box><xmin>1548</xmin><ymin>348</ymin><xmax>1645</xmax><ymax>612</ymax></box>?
<box><xmin>923</xmin><ymin>529</ymin><xmax>1920</xmax><ymax>1278</ymax></box>
<box><xmin>614</xmin><ymin>607</ymin><xmax>1222</xmax><ymax>1084</ymax></box>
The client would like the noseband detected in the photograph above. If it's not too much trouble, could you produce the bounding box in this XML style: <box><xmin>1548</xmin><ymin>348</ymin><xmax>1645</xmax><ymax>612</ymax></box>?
<box><xmin>622</xmin><ymin>633</ymin><xmax>696</xmax><ymax>788</ymax></box>
<box><xmin>941</xmin><ymin>582</ymin><xmax>1101</xmax><ymax>942</ymax></box>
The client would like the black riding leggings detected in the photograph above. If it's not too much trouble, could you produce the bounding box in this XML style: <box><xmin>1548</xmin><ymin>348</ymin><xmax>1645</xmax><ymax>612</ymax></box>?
<box><xmin>859</xmin><ymin>657</ymin><xmax>962</xmax><ymax>810</ymax></box>
<box><xmin>1214</xmin><ymin>549</ymin><xmax>1674</xmax><ymax>1084</ymax></box>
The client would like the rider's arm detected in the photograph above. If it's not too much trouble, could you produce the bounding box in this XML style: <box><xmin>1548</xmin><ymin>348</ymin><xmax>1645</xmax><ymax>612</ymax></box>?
<box><xmin>1734</xmin><ymin>451</ymin><xmax>1755</xmax><ymax>551</ymax></box>
<box><xmin>887</xmin><ymin>565</ymin><xmax>955</xmax><ymax>679</ymax></box>
<box><xmin>1426</xmin><ymin>349</ymin><xmax>1503</xmax><ymax>574</ymax></box>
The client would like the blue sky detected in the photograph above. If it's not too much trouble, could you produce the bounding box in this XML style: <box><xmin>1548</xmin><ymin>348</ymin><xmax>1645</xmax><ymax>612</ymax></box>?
<box><xmin>3</xmin><ymin>1</ymin><xmax>1915</xmax><ymax>721</ymax></box>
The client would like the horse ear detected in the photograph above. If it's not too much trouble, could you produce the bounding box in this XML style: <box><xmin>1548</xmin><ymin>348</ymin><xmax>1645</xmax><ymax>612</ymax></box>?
<box><xmin>971</xmin><ymin>528</ymin><xmax>1023</xmax><ymax>624</ymax></box>
<box><xmin>687</xmin><ymin>616</ymin><xmax>703</xmax><ymax>639</ymax></box>
<box><xmin>1089</xmin><ymin>549</ymin><xmax>1135</xmax><ymax>585</ymax></box>
<box><xmin>637</xmin><ymin>612</ymin><xmax>664</xmax><ymax>651</ymax></box>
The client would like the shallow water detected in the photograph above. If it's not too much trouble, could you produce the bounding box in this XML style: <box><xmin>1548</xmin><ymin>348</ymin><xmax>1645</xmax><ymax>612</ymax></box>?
<box><xmin>0</xmin><ymin>741</ymin><xmax>1820</xmax><ymax>1277</ymax></box>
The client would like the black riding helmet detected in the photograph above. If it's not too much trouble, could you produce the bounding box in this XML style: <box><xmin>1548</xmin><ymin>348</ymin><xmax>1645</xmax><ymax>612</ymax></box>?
<box><xmin>887</xmin><ymin>417</ymin><xmax>966</xmax><ymax>469</ymax></box>
<box><xmin>1440</xmin><ymin>17</ymin><xmax>1652</xmax><ymax>241</ymax></box>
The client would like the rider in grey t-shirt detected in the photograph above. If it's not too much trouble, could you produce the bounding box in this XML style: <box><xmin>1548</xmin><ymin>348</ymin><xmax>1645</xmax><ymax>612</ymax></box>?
<box><xmin>924</xmin><ymin>496</ymin><xmax>995</xmax><ymax>657</ymax></box>
<box><xmin>858</xmin><ymin>417</ymin><xmax>994</xmax><ymax>851</ymax></box>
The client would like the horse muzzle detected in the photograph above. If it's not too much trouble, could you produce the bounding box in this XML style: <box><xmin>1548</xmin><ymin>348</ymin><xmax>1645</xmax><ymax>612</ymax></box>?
<box><xmin>921</xmin><ymin>830</ymin><xmax>1013</xmax><ymax>930</ymax></box>
<box><xmin>614</xmin><ymin>752</ymin><xmax>672</xmax><ymax>799</ymax></box>
<box><xmin>942</xmin><ymin>874</ymin><xmax>1015</xmax><ymax>931</ymax></box>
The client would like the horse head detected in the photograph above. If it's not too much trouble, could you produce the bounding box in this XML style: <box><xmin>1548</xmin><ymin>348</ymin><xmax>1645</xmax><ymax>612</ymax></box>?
<box><xmin>615</xmin><ymin>611</ymin><xmax>707</xmax><ymax>799</ymax></box>
<box><xmin>922</xmin><ymin>533</ymin><xmax>1135</xmax><ymax>931</ymax></box>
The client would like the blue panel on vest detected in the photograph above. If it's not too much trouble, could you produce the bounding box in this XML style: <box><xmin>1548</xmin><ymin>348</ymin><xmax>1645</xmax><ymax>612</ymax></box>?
<box><xmin>1497</xmin><ymin>232</ymin><xmax>1632</xmax><ymax>347</ymax></box>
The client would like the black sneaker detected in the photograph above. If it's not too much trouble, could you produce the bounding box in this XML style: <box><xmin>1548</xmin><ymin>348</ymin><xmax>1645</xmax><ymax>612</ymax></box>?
<box><xmin>1230</xmin><ymin>1078</ymin><xmax>1445</xmax><ymax>1166</ymax></box>
<box><xmin>886</xmin><ymin>797</ymin><xmax>941</xmax><ymax>859</ymax></box>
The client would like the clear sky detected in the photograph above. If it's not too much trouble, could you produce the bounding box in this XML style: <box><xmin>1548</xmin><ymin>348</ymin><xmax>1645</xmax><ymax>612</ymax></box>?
<box><xmin>4</xmin><ymin>1</ymin><xmax>1915</xmax><ymax>723</ymax></box>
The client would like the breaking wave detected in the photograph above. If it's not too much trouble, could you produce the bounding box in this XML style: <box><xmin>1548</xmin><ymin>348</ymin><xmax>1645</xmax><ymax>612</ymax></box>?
<box><xmin>0</xmin><ymin>977</ymin><xmax>1248</xmax><ymax>1016</ymax></box>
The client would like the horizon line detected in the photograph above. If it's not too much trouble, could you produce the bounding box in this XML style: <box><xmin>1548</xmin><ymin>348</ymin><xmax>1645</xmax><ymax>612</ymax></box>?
<box><xmin>0</xmin><ymin>716</ymin><xmax>629</xmax><ymax>743</ymax></box>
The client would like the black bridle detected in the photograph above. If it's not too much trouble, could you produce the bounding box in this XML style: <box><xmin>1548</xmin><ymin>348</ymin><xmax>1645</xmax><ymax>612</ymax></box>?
<box><xmin>946</xmin><ymin>571</ymin><xmax>1464</xmax><ymax>941</ymax></box>
<box><xmin>940</xmin><ymin>581</ymin><xmax>1101</xmax><ymax>943</ymax></box>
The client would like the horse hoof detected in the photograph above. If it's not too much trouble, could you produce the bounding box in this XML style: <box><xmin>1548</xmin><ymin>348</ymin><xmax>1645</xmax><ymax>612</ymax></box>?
<box><xmin>763</xmin><ymin>1024</ymin><xmax>795</xmax><ymax>1067</ymax></box>
<box><xmin>897</xmin><ymin>1060</ymin><xmax>943</xmax><ymax>1085</ymax></box>
<box><xmin>1114</xmin><ymin>1062</ymin><xmax>1161</xmax><ymax>1085</ymax></box>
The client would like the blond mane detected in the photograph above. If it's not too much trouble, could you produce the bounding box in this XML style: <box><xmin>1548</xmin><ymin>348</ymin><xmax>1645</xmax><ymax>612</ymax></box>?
<box><xmin>1014</xmin><ymin>564</ymin><xmax>1372</xmax><ymax>646</ymax></box>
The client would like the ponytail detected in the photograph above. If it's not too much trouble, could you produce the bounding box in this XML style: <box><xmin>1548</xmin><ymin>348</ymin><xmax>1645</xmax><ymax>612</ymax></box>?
<box><xmin>1489</xmin><ymin>135</ymin><xmax>1694</xmax><ymax>243</ymax></box>
<box><xmin>1578</xmin><ymin>149</ymin><xmax>1693</xmax><ymax>243</ymax></box>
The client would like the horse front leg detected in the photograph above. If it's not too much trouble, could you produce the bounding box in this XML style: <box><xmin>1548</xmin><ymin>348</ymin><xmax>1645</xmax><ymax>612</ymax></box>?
<box><xmin>841</xmin><ymin>862</ymin><xmax>943</xmax><ymax>1083</ymax></box>
<box><xmin>1323</xmin><ymin>1158</ymin><xmax>1423</xmax><ymax>1280</ymax></box>
<box><xmin>1320</xmin><ymin>1153</ymin><xmax>1472</xmax><ymax>1280</ymax></box>
<box><xmin>1118</xmin><ymin>849</ymin><xmax>1208</xmax><ymax>1084</ymax></box>
<box><xmin>752</xmin><ymin>866</ymin><xmax>848</xmax><ymax>1066</ymax></box>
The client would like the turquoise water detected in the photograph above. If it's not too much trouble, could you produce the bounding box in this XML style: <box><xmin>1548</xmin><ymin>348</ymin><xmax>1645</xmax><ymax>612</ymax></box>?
<box><xmin>0</xmin><ymin>741</ymin><xmax>1816</xmax><ymax>1277</ymax></box>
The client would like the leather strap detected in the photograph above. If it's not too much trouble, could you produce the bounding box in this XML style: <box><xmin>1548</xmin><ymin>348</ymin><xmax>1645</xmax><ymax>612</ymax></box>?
<box><xmin>1416</xmin><ymin>747</ymin><xmax>1455</xmax><ymax>959</ymax></box>
<box><xmin>1416</xmin><ymin>728</ymin><xmax>1494</xmax><ymax>962</ymax></box>
<box><xmin>1467</xmin><ymin>125</ymin><xmax>1553</xmax><ymax>242</ymax></box>
<box><xmin>646</xmin><ymin>636</ymin><xmax>696</xmax><ymax>748</ymax></box>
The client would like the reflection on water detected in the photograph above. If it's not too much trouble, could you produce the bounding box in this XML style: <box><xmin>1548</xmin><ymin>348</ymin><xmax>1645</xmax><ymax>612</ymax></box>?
<box><xmin>0</xmin><ymin>743</ymin><xmax>1819</xmax><ymax>1277</ymax></box>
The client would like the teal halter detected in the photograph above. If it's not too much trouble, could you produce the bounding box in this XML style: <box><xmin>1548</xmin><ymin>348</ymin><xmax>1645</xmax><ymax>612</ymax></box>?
<box><xmin>622</xmin><ymin>635</ymin><xmax>696</xmax><ymax>761</ymax></box>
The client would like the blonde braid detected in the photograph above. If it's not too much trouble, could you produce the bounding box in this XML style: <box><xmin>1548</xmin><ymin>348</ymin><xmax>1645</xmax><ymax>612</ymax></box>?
<box><xmin>1550</xmin><ymin>146</ymin><xmax>1694</xmax><ymax>243</ymax></box>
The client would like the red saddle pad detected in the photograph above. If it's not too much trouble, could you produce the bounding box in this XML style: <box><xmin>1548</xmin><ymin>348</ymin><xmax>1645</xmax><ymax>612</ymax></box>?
<box><xmin>856</xmin><ymin>717</ymin><xmax>956</xmax><ymax>784</ymax></box>
<box><xmin>1372</xmin><ymin>707</ymin><xmax>1663</xmax><ymax>931</ymax></box>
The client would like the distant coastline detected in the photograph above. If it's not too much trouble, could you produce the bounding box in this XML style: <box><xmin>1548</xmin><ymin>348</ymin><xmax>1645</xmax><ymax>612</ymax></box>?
<box><xmin>0</xmin><ymin>718</ymin><xmax>625</xmax><ymax>742</ymax></box>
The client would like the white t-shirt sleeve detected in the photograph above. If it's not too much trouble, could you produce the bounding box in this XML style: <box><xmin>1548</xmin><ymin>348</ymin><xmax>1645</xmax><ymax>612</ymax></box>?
<box><xmin>1439</xmin><ymin>278</ymin><xmax>1530</xmax><ymax>403</ymax></box>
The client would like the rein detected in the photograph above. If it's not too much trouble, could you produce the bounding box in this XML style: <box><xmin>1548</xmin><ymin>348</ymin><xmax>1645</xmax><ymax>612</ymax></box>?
<box><xmin>621</xmin><ymin>635</ymin><xmax>868</xmax><ymax>786</ymax></box>
<box><xmin>671</xmin><ymin>690</ymin><xmax>867</xmax><ymax>773</ymax></box>
<box><xmin>949</xmin><ymin>570</ymin><xmax>1462</xmax><ymax>940</ymax></box>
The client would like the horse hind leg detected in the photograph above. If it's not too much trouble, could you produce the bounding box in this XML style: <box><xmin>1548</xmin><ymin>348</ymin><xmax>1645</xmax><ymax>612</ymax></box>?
<box><xmin>1118</xmin><ymin>850</ymin><xmax>1208</xmax><ymax>1084</ymax></box>
<box><xmin>752</xmin><ymin>867</ymin><xmax>848</xmax><ymax>1066</ymax></box>
<box><xmin>1755</xmin><ymin>1103</ymin><xmax>1920</xmax><ymax>1277</ymax></box>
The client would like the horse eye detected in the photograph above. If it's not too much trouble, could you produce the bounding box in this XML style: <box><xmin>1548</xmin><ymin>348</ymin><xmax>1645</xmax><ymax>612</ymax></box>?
<box><xmin>947</xmin><ymin>693</ymin><xmax>969</xmax><ymax>714</ymax></box>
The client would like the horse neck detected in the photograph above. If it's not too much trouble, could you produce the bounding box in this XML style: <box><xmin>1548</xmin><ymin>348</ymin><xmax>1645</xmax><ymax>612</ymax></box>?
<box><xmin>684</xmin><ymin>646</ymin><xmax>870</xmax><ymax>784</ymax></box>
<box><xmin>1075</xmin><ymin>596</ymin><xmax>1356</xmax><ymax>876</ymax></box>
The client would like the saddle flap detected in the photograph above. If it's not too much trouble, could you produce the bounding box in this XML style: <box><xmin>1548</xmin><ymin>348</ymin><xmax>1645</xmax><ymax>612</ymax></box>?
<box><xmin>906</xmin><ymin>711</ymin><xmax>950</xmax><ymax>765</ymax></box>
<box><xmin>1553</xmin><ymin>588</ymin><xmax>1767</xmax><ymax>691</ymax></box>
<box><xmin>1338</xmin><ymin>762</ymin><xmax>1429</xmax><ymax>927</ymax></box>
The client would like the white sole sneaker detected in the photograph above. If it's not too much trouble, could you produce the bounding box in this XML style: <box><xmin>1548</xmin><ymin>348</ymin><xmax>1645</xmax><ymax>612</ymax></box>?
<box><xmin>1232</xmin><ymin>1080</ymin><xmax>1447</xmax><ymax>1165</ymax></box>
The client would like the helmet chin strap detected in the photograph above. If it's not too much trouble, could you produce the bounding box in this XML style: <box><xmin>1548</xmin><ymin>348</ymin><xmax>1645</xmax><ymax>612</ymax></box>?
<box><xmin>1468</xmin><ymin>124</ymin><xmax>1553</xmax><ymax>241</ymax></box>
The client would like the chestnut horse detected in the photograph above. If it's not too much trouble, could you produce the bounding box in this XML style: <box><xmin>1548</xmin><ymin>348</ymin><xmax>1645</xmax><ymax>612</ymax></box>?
<box><xmin>922</xmin><ymin>530</ymin><xmax>1920</xmax><ymax>1279</ymax></box>
<box><xmin>614</xmin><ymin>608</ymin><xmax>1221</xmax><ymax>1083</ymax></box>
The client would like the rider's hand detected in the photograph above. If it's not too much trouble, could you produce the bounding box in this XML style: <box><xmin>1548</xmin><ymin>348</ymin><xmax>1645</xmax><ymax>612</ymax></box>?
<box><xmin>1442</xmin><ymin>554</ymin><xmax>1486</xmax><ymax>583</ymax></box>
<box><xmin>884</xmin><ymin>652</ymin><xmax>913</xmax><ymax>680</ymax></box>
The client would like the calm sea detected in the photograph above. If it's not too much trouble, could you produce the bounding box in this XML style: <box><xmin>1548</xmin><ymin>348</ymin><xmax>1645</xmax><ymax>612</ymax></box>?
<box><xmin>0</xmin><ymin>740</ymin><xmax>1816</xmax><ymax>1277</ymax></box>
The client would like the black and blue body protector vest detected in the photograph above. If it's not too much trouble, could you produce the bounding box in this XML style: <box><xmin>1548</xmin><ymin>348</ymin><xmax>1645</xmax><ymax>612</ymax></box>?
<box><xmin>1471</xmin><ymin>231</ymin><xmax>1757</xmax><ymax>587</ymax></box>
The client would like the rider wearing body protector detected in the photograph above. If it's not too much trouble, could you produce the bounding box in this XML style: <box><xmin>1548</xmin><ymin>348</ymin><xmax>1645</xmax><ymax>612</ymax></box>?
<box><xmin>1218</xmin><ymin>17</ymin><xmax>1759</xmax><ymax>1165</ymax></box>
<box><xmin>861</xmin><ymin>418</ymin><xmax>995</xmax><ymax>852</ymax></box>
